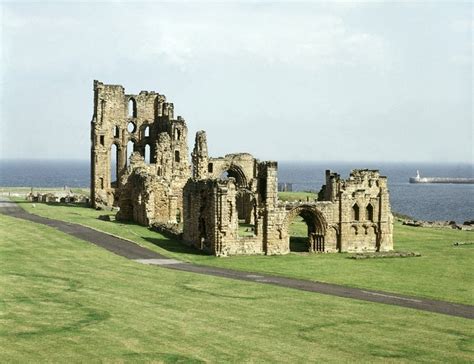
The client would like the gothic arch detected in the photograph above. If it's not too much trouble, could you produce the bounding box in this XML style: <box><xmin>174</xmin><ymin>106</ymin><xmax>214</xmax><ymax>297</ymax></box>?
<box><xmin>128</xmin><ymin>97</ymin><xmax>137</xmax><ymax>118</ymax></box>
<box><xmin>366</xmin><ymin>203</ymin><xmax>374</xmax><ymax>221</ymax></box>
<box><xmin>284</xmin><ymin>205</ymin><xmax>327</xmax><ymax>235</ymax></box>
<box><xmin>216</xmin><ymin>163</ymin><xmax>249</xmax><ymax>188</ymax></box>
<box><xmin>283</xmin><ymin>205</ymin><xmax>328</xmax><ymax>252</ymax></box>
<box><xmin>352</xmin><ymin>203</ymin><xmax>360</xmax><ymax>221</ymax></box>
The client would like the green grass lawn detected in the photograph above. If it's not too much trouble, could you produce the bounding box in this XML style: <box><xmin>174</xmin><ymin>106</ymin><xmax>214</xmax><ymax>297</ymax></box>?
<box><xmin>278</xmin><ymin>191</ymin><xmax>317</xmax><ymax>202</ymax></box>
<box><xmin>1</xmin><ymin>213</ymin><xmax>473</xmax><ymax>362</ymax></box>
<box><xmin>12</xmin><ymin>199</ymin><xmax>474</xmax><ymax>306</ymax></box>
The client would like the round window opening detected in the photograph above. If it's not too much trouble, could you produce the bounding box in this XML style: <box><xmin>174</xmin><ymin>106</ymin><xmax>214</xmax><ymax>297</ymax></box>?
<box><xmin>127</xmin><ymin>122</ymin><xmax>136</xmax><ymax>133</ymax></box>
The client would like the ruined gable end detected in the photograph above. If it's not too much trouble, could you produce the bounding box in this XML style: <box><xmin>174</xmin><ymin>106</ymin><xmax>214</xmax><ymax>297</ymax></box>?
<box><xmin>90</xmin><ymin>81</ymin><xmax>190</xmax><ymax>225</ymax></box>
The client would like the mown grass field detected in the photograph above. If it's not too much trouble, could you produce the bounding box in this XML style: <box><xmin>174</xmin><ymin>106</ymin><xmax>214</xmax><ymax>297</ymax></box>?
<box><xmin>1</xmin><ymin>212</ymin><xmax>473</xmax><ymax>362</ymax></box>
<box><xmin>278</xmin><ymin>191</ymin><xmax>317</xmax><ymax>202</ymax></box>
<box><xmin>13</xmin><ymin>199</ymin><xmax>474</xmax><ymax>306</ymax></box>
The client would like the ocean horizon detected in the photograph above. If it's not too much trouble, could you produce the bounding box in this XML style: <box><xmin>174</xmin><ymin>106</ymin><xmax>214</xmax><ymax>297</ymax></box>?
<box><xmin>1</xmin><ymin>159</ymin><xmax>473</xmax><ymax>223</ymax></box>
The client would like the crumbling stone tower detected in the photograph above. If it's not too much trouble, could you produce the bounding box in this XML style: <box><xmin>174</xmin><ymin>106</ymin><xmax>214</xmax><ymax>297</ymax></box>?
<box><xmin>90</xmin><ymin>81</ymin><xmax>190</xmax><ymax>223</ymax></box>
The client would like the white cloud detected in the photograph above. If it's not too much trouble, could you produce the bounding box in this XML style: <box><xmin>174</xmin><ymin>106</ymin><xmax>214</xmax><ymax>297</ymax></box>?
<box><xmin>133</xmin><ymin>9</ymin><xmax>391</xmax><ymax>73</ymax></box>
<box><xmin>450</xmin><ymin>53</ymin><xmax>472</xmax><ymax>66</ymax></box>
<box><xmin>2</xmin><ymin>3</ymin><xmax>391</xmax><ymax>73</ymax></box>
<box><xmin>1</xmin><ymin>1</ymin><xmax>471</xmax><ymax>162</ymax></box>
<box><xmin>450</xmin><ymin>18</ymin><xmax>474</xmax><ymax>33</ymax></box>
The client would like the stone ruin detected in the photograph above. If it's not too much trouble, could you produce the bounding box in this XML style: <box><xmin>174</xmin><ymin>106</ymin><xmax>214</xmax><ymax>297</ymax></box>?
<box><xmin>90</xmin><ymin>81</ymin><xmax>393</xmax><ymax>256</ymax></box>
<box><xmin>90</xmin><ymin>80</ymin><xmax>189</xmax><ymax>225</ymax></box>
<box><xmin>26</xmin><ymin>189</ymin><xmax>89</xmax><ymax>204</ymax></box>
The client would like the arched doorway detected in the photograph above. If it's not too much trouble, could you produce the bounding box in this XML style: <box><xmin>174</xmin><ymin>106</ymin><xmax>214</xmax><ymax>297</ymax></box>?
<box><xmin>285</xmin><ymin>206</ymin><xmax>326</xmax><ymax>252</ymax></box>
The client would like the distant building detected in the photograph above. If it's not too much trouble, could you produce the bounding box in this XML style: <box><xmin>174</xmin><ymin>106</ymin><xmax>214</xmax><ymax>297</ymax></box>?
<box><xmin>278</xmin><ymin>182</ymin><xmax>293</xmax><ymax>192</ymax></box>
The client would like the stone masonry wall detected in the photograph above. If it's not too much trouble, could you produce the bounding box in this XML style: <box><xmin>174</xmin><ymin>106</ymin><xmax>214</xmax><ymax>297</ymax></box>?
<box><xmin>91</xmin><ymin>80</ymin><xmax>190</xmax><ymax>225</ymax></box>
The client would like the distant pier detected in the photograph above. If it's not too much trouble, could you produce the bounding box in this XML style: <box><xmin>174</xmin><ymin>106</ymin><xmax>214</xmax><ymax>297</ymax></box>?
<box><xmin>409</xmin><ymin>170</ymin><xmax>474</xmax><ymax>184</ymax></box>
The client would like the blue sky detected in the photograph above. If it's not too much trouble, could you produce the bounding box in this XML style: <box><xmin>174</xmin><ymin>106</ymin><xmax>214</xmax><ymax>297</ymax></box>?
<box><xmin>1</xmin><ymin>1</ymin><xmax>472</xmax><ymax>162</ymax></box>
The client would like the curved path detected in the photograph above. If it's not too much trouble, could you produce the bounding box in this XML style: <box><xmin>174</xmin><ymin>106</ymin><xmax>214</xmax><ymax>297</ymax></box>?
<box><xmin>1</xmin><ymin>199</ymin><xmax>473</xmax><ymax>319</ymax></box>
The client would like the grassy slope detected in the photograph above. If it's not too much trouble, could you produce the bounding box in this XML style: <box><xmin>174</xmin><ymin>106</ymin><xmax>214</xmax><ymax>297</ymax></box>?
<box><xmin>14</xmin><ymin>200</ymin><xmax>474</xmax><ymax>305</ymax></box>
<box><xmin>1</xmin><ymin>213</ymin><xmax>473</xmax><ymax>362</ymax></box>
<box><xmin>278</xmin><ymin>191</ymin><xmax>317</xmax><ymax>202</ymax></box>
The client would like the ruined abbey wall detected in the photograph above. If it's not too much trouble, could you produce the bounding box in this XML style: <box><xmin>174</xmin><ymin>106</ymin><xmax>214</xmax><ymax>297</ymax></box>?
<box><xmin>183</xmin><ymin>129</ymin><xmax>393</xmax><ymax>255</ymax></box>
<box><xmin>90</xmin><ymin>81</ymin><xmax>190</xmax><ymax>224</ymax></box>
<box><xmin>183</xmin><ymin>131</ymin><xmax>393</xmax><ymax>256</ymax></box>
<box><xmin>90</xmin><ymin>81</ymin><xmax>393</xmax><ymax>255</ymax></box>
<box><xmin>183</xmin><ymin>132</ymin><xmax>283</xmax><ymax>255</ymax></box>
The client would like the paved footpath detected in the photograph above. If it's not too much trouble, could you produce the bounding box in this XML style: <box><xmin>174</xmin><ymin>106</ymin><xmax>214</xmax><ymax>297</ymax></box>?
<box><xmin>1</xmin><ymin>198</ymin><xmax>473</xmax><ymax>320</ymax></box>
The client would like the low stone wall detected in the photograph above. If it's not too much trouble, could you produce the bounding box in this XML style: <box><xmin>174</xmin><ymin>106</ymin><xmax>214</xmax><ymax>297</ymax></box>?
<box><xmin>222</xmin><ymin>236</ymin><xmax>264</xmax><ymax>256</ymax></box>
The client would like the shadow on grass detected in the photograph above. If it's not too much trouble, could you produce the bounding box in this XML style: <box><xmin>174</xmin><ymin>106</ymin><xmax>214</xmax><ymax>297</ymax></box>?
<box><xmin>13</xmin><ymin>199</ymin><xmax>208</xmax><ymax>257</ymax></box>
<box><xmin>290</xmin><ymin>236</ymin><xmax>310</xmax><ymax>252</ymax></box>
<box><xmin>141</xmin><ymin>235</ymin><xmax>208</xmax><ymax>256</ymax></box>
<box><xmin>106</xmin><ymin>217</ymin><xmax>207</xmax><ymax>256</ymax></box>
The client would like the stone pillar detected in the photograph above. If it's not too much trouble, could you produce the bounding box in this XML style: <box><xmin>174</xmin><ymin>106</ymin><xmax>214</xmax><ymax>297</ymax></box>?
<box><xmin>192</xmin><ymin>131</ymin><xmax>209</xmax><ymax>179</ymax></box>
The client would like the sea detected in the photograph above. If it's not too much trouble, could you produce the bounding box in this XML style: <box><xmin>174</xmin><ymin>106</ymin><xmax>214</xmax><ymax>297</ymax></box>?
<box><xmin>0</xmin><ymin>160</ymin><xmax>473</xmax><ymax>223</ymax></box>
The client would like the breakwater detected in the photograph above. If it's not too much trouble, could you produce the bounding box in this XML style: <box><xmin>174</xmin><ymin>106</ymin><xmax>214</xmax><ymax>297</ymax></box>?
<box><xmin>409</xmin><ymin>170</ymin><xmax>474</xmax><ymax>184</ymax></box>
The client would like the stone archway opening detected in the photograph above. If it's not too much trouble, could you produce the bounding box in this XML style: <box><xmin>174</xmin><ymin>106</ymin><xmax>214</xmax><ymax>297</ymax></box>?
<box><xmin>217</xmin><ymin>164</ymin><xmax>254</xmax><ymax>237</ymax></box>
<box><xmin>286</xmin><ymin>206</ymin><xmax>326</xmax><ymax>253</ymax></box>
<box><xmin>236</xmin><ymin>189</ymin><xmax>256</xmax><ymax>237</ymax></box>
<box><xmin>218</xmin><ymin>164</ymin><xmax>248</xmax><ymax>189</ymax></box>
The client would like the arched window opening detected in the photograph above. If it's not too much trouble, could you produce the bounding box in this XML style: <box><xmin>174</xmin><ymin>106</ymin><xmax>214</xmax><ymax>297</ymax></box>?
<box><xmin>99</xmin><ymin>135</ymin><xmax>105</xmax><ymax>146</ymax></box>
<box><xmin>352</xmin><ymin>204</ymin><xmax>360</xmax><ymax>221</ymax></box>
<box><xmin>208</xmin><ymin>163</ymin><xmax>213</xmax><ymax>173</ymax></box>
<box><xmin>174</xmin><ymin>128</ymin><xmax>181</xmax><ymax>140</ymax></box>
<box><xmin>127</xmin><ymin>141</ymin><xmax>134</xmax><ymax>167</ymax></box>
<box><xmin>127</xmin><ymin>122</ymin><xmax>136</xmax><ymax>133</ymax></box>
<box><xmin>110</xmin><ymin>144</ymin><xmax>118</xmax><ymax>187</ymax></box>
<box><xmin>174</xmin><ymin>150</ymin><xmax>180</xmax><ymax>163</ymax></box>
<box><xmin>176</xmin><ymin>209</ymin><xmax>181</xmax><ymax>224</ymax></box>
<box><xmin>220</xmin><ymin>167</ymin><xmax>247</xmax><ymax>188</ymax></box>
<box><xmin>128</xmin><ymin>98</ymin><xmax>137</xmax><ymax>118</ymax></box>
<box><xmin>145</xmin><ymin>144</ymin><xmax>151</xmax><ymax>164</ymax></box>
<box><xmin>366</xmin><ymin>204</ymin><xmax>374</xmax><ymax>222</ymax></box>
<box><xmin>144</xmin><ymin>126</ymin><xmax>150</xmax><ymax>137</ymax></box>
<box><xmin>114</xmin><ymin>126</ymin><xmax>120</xmax><ymax>138</ymax></box>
